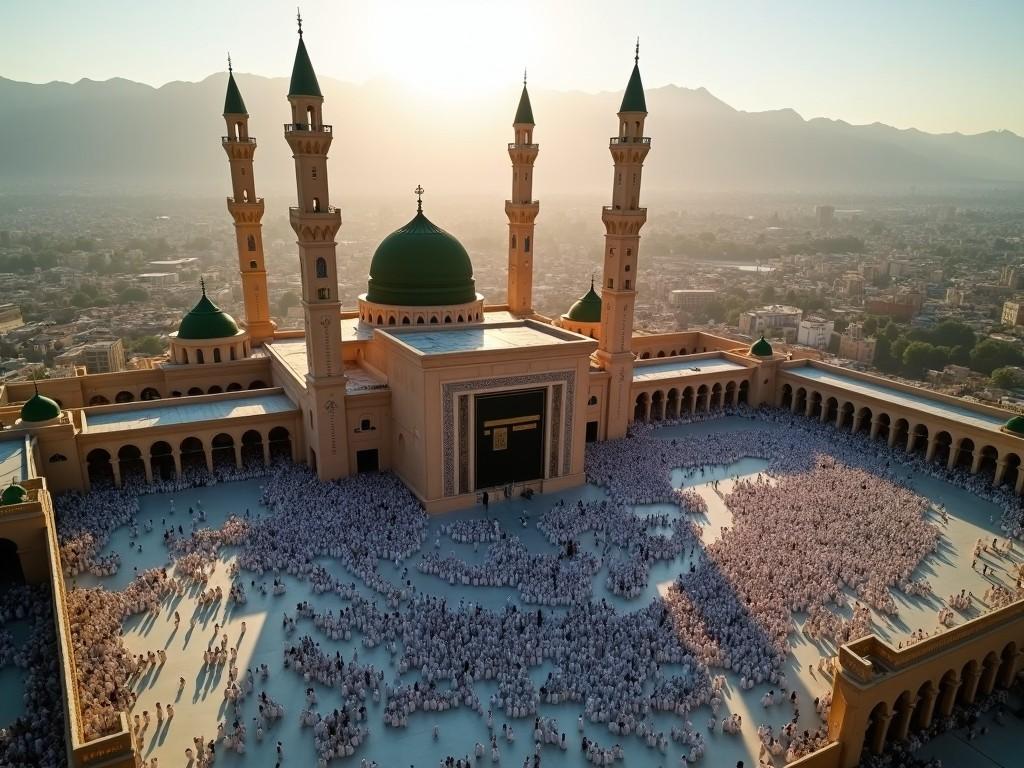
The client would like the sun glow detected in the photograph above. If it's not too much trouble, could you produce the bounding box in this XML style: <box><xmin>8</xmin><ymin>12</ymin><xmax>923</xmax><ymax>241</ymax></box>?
<box><xmin>363</xmin><ymin>2</ymin><xmax>528</xmax><ymax>99</ymax></box>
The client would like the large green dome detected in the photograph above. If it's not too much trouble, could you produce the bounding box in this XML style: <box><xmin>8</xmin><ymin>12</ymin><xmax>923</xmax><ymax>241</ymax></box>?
<box><xmin>366</xmin><ymin>209</ymin><xmax>477</xmax><ymax>307</ymax></box>
<box><xmin>0</xmin><ymin>483</ymin><xmax>27</xmax><ymax>506</ymax></box>
<box><xmin>20</xmin><ymin>392</ymin><xmax>61</xmax><ymax>423</ymax></box>
<box><xmin>177</xmin><ymin>290</ymin><xmax>241</xmax><ymax>340</ymax></box>
<box><xmin>1004</xmin><ymin>415</ymin><xmax>1024</xmax><ymax>435</ymax></box>
<box><xmin>750</xmin><ymin>335</ymin><xmax>774</xmax><ymax>357</ymax></box>
<box><xmin>565</xmin><ymin>282</ymin><xmax>602</xmax><ymax>323</ymax></box>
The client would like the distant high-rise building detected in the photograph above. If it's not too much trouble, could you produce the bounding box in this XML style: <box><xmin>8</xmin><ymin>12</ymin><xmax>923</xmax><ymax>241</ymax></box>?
<box><xmin>739</xmin><ymin>305</ymin><xmax>802</xmax><ymax>337</ymax></box>
<box><xmin>82</xmin><ymin>339</ymin><xmax>126</xmax><ymax>374</ymax></box>
<box><xmin>670</xmin><ymin>289</ymin><xmax>717</xmax><ymax>312</ymax></box>
<box><xmin>815</xmin><ymin>205</ymin><xmax>835</xmax><ymax>228</ymax></box>
<box><xmin>1002</xmin><ymin>300</ymin><xmax>1024</xmax><ymax>327</ymax></box>
<box><xmin>797</xmin><ymin>317</ymin><xmax>834</xmax><ymax>349</ymax></box>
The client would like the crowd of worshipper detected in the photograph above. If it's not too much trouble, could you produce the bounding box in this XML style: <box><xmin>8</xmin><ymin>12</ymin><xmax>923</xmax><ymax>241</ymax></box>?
<box><xmin>0</xmin><ymin>584</ymin><xmax>65</xmax><ymax>768</ymax></box>
<box><xmin>41</xmin><ymin>405</ymin><xmax>1024</xmax><ymax>766</ymax></box>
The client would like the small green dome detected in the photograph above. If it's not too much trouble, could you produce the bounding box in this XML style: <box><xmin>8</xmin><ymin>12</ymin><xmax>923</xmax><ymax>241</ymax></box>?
<box><xmin>565</xmin><ymin>282</ymin><xmax>602</xmax><ymax>323</ymax></box>
<box><xmin>177</xmin><ymin>289</ymin><xmax>240</xmax><ymax>340</ymax></box>
<box><xmin>1004</xmin><ymin>415</ymin><xmax>1024</xmax><ymax>435</ymax></box>
<box><xmin>0</xmin><ymin>483</ymin><xmax>27</xmax><ymax>506</ymax></box>
<box><xmin>20</xmin><ymin>392</ymin><xmax>61</xmax><ymax>423</ymax></box>
<box><xmin>366</xmin><ymin>208</ymin><xmax>477</xmax><ymax>307</ymax></box>
<box><xmin>750</xmin><ymin>335</ymin><xmax>774</xmax><ymax>357</ymax></box>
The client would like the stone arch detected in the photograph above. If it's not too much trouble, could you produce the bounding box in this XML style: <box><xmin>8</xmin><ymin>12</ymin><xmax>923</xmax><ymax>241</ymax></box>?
<box><xmin>269</xmin><ymin>426</ymin><xmax>292</xmax><ymax>461</ymax></box>
<box><xmin>710</xmin><ymin>382</ymin><xmax>723</xmax><ymax>409</ymax></box>
<box><xmin>863</xmin><ymin>700</ymin><xmax>890</xmax><ymax>756</ymax></box>
<box><xmin>976</xmin><ymin>444</ymin><xmax>998</xmax><ymax>481</ymax></box>
<box><xmin>837</xmin><ymin>401</ymin><xmax>854</xmax><ymax>430</ymax></box>
<box><xmin>633</xmin><ymin>392</ymin><xmax>648</xmax><ymax>423</ymax></box>
<box><xmin>953</xmin><ymin>436</ymin><xmax>974</xmax><ymax>470</ymax></box>
<box><xmin>681</xmin><ymin>386</ymin><xmax>694</xmax><ymax>414</ymax></box>
<box><xmin>725</xmin><ymin>380</ymin><xmax>737</xmax><ymax>407</ymax></box>
<box><xmin>0</xmin><ymin>538</ymin><xmax>25</xmax><ymax>586</ymax></box>
<box><xmin>932</xmin><ymin>430</ymin><xmax>953</xmax><ymax>466</ymax></box>
<box><xmin>211</xmin><ymin>433</ymin><xmax>235</xmax><ymax>469</ymax></box>
<box><xmin>149</xmin><ymin>440</ymin><xmax>174</xmax><ymax>481</ymax></box>
<box><xmin>640</xmin><ymin>352</ymin><xmax>650</xmax><ymax>360</ymax></box>
<box><xmin>737</xmin><ymin>380</ymin><xmax>749</xmax><ymax>405</ymax></box>
<box><xmin>892</xmin><ymin>418</ymin><xmax>910</xmax><ymax>449</ymax></box>
<box><xmin>912</xmin><ymin>680</ymin><xmax>936</xmax><ymax>731</ymax></box>
<box><xmin>889</xmin><ymin>690</ymin><xmax>914</xmax><ymax>744</ymax></box>
<box><xmin>793</xmin><ymin>387</ymin><xmax>807</xmax><ymax>414</ymax></box>
<box><xmin>115</xmin><ymin>390</ymin><xmax>135</xmax><ymax>404</ymax></box>
<box><xmin>855</xmin><ymin>406</ymin><xmax>873</xmax><ymax>435</ymax></box>
<box><xmin>909</xmin><ymin>423</ymin><xmax>929</xmax><ymax>455</ymax></box>
<box><xmin>249</xmin><ymin>380</ymin><xmax>267</xmax><ymax>389</ymax></box>
<box><xmin>88</xmin><ymin>394</ymin><xmax>110</xmax><ymax>406</ymax></box>
<box><xmin>808</xmin><ymin>391</ymin><xmax>823</xmax><ymax>419</ymax></box>
<box><xmin>1000</xmin><ymin>452</ymin><xmax>1020</xmax><ymax>490</ymax></box>
<box><xmin>958</xmin><ymin>659</ymin><xmax>979</xmax><ymax>706</ymax></box>
<box><xmin>117</xmin><ymin>444</ymin><xmax>145</xmax><ymax>483</ymax></box>
<box><xmin>140</xmin><ymin>387</ymin><xmax>161</xmax><ymax>401</ymax></box>
<box><xmin>49</xmin><ymin>453</ymin><xmax>68</xmax><ymax>463</ymax></box>
<box><xmin>179</xmin><ymin>436</ymin><xmax>206</xmax><ymax>473</ymax></box>
<box><xmin>696</xmin><ymin>384</ymin><xmax>709</xmax><ymax>412</ymax></box>
<box><xmin>650</xmin><ymin>390</ymin><xmax>664</xmax><ymax>421</ymax></box>
<box><xmin>241</xmin><ymin>429</ymin><xmax>264</xmax><ymax>467</ymax></box>
<box><xmin>208</xmin><ymin>385</ymin><xmax>223</xmax><ymax>395</ymax></box>
<box><xmin>998</xmin><ymin>641</ymin><xmax>1019</xmax><ymax>687</ymax></box>
<box><xmin>187</xmin><ymin>387</ymin><xmax>203</xmax><ymax>396</ymax></box>
<box><xmin>226</xmin><ymin>382</ymin><xmax>243</xmax><ymax>392</ymax></box>
<box><xmin>666</xmin><ymin>388</ymin><xmax>679</xmax><ymax>419</ymax></box>
<box><xmin>824</xmin><ymin>396</ymin><xmax>839</xmax><ymax>423</ymax></box>
<box><xmin>656</xmin><ymin>350</ymin><xmax>665</xmax><ymax>358</ymax></box>
<box><xmin>86</xmin><ymin>448</ymin><xmax>113</xmax><ymax>487</ymax></box>
<box><xmin>874</xmin><ymin>412</ymin><xmax>891</xmax><ymax>442</ymax></box>
<box><xmin>979</xmin><ymin>650</ymin><xmax>1001</xmax><ymax>697</ymax></box>
<box><xmin>780</xmin><ymin>383</ymin><xmax>793</xmax><ymax>410</ymax></box>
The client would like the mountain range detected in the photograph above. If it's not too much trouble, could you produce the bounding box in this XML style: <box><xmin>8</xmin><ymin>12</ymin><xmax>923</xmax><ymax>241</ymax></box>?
<box><xmin>2</xmin><ymin>73</ymin><xmax>1023</xmax><ymax>198</ymax></box>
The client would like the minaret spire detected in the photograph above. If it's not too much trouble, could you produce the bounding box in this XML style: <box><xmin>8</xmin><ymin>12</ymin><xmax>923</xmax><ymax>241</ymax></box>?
<box><xmin>506</xmin><ymin>73</ymin><xmax>539</xmax><ymax>317</ymax></box>
<box><xmin>297</xmin><ymin>7</ymin><xmax>303</xmax><ymax>36</ymax></box>
<box><xmin>597</xmin><ymin>47</ymin><xmax>651</xmax><ymax>439</ymax></box>
<box><xmin>227</xmin><ymin>53</ymin><xmax>232</xmax><ymax>73</ymax></box>
<box><xmin>415</xmin><ymin>184</ymin><xmax>424</xmax><ymax>214</ymax></box>
<box><xmin>283</xmin><ymin>19</ymin><xmax>350</xmax><ymax>481</ymax></box>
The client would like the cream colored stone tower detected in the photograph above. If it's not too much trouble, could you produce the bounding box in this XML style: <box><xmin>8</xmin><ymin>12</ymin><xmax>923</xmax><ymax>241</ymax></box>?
<box><xmin>597</xmin><ymin>43</ymin><xmax>650</xmax><ymax>439</ymax></box>
<box><xmin>222</xmin><ymin>59</ymin><xmax>276</xmax><ymax>343</ymax></box>
<box><xmin>283</xmin><ymin>16</ymin><xmax>350</xmax><ymax>480</ymax></box>
<box><xmin>505</xmin><ymin>72</ymin><xmax>539</xmax><ymax>316</ymax></box>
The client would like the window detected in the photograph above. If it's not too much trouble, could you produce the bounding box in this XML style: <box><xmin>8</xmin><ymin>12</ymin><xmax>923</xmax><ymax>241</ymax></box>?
<box><xmin>588</xmin><ymin>395</ymin><xmax>598</xmax><ymax>406</ymax></box>
<box><xmin>315</xmin><ymin>257</ymin><xmax>328</xmax><ymax>278</ymax></box>
<box><xmin>524</xmin><ymin>236</ymin><xmax>530</xmax><ymax>252</ymax></box>
<box><xmin>360</xmin><ymin>418</ymin><xmax>371</xmax><ymax>431</ymax></box>
<box><xmin>249</xmin><ymin>260</ymin><xmax>257</xmax><ymax>269</ymax></box>
<box><xmin>624</xmin><ymin>264</ymin><xmax>631</xmax><ymax>272</ymax></box>
<box><xmin>213</xmin><ymin>348</ymin><xmax>222</xmax><ymax>363</ymax></box>
<box><xmin>625</xmin><ymin>279</ymin><xmax>631</xmax><ymax>289</ymax></box>
<box><xmin>247</xmin><ymin>235</ymin><xmax>256</xmax><ymax>251</ymax></box>
<box><xmin>312</xmin><ymin>197</ymin><xmax>321</xmax><ymax>212</ymax></box>
<box><xmin>318</xmin><ymin>287</ymin><xmax>330</xmax><ymax>300</ymax></box>
<box><xmin>49</xmin><ymin>453</ymin><xmax>68</xmax><ymax>463</ymax></box>
<box><xmin>511</xmin><ymin>234</ymin><xmax>517</xmax><ymax>249</ymax></box>
<box><xmin>311</xmin><ymin>166</ymin><xmax>318</xmax><ymax>179</ymax></box>
<box><xmin>607</xmin><ymin>279</ymin><xmax>614</xmax><ymax>289</ymax></box>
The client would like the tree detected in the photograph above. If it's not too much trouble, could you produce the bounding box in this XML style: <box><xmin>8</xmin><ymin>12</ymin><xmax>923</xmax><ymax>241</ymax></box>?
<box><xmin>902</xmin><ymin>342</ymin><xmax>949</xmax><ymax>378</ymax></box>
<box><xmin>833</xmin><ymin>318</ymin><xmax>849</xmax><ymax>333</ymax></box>
<box><xmin>930</xmin><ymin>320</ymin><xmax>975</xmax><ymax>350</ymax></box>
<box><xmin>760</xmin><ymin>285</ymin><xmax>776</xmax><ymax>303</ymax></box>
<box><xmin>132</xmin><ymin>336</ymin><xmax>165</xmax><ymax>355</ymax></box>
<box><xmin>970</xmin><ymin>339</ymin><xmax>1024</xmax><ymax>375</ymax></box>
<box><xmin>862</xmin><ymin>317</ymin><xmax>878</xmax><ymax>336</ymax></box>
<box><xmin>117</xmin><ymin>286</ymin><xmax>149</xmax><ymax>304</ymax></box>
<box><xmin>277</xmin><ymin>290</ymin><xmax>300</xmax><ymax>317</ymax></box>
<box><xmin>991</xmin><ymin>366</ymin><xmax>1024</xmax><ymax>390</ymax></box>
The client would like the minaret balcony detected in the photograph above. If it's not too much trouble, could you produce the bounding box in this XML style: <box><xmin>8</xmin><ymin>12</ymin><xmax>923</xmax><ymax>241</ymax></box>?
<box><xmin>284</xmin><ymin>123</ymin><xmax>333</xmax><ymax>135</ymax></box>
<box><xmin>602</xmin><ymin>206</ymin><xmax>647</xmax><ymax>216</ymax></box>
<box><xmin>609</xmin><ymin>136</ymin><xmax>651</xmax><ymax>145</ymax></box>
<box><xmin>507</xmin><ymin>142</ymin><xmax>539</xmax><ymax>150</ymax></box>
<box><xmin>222</xmin><ymin>136</ymin><xmax>257</xmax><ymax>145</ymax></box>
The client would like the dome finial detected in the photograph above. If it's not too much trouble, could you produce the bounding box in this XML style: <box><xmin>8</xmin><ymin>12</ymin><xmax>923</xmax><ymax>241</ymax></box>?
<box><xmin>414</xmin><ymin>184</ymin><xmax>424</xmax><ymax>214</ymax></box>
<box><xmin>635</xmin><ymin>37</ymin><xmax>640</xmax><ymax>64</ymax></box>
<box><xmin>227</xmin><ymin>52</ymin><xmax>232</xmax><ymax>73</ymax></box>
<box><xmin>200</xmin><ymin>275</ymin><xmax>207</xmax><ymax>296</ymax></box>
<box><xmin>523</xmin><ymin>68</ymin><xmax>527</xmax><ymax>87</ymax></box>
<box><xmin>297</xmin><ymin>6</ymin><xmax>303</xmax><ymax>37</ymax></box>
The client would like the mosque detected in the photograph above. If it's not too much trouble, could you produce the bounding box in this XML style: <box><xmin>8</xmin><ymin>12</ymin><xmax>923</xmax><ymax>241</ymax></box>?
<box><xmin>0</xmin><ymin>19</ymin><xmax>1022</xmax><ymax>768</ymax></box>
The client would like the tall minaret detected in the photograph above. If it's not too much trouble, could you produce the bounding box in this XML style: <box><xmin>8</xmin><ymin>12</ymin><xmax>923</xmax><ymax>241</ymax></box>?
<box><xmin>222</xmin><ymin>57</ymin><xmax>276</xmax><ymax>343</ymax></box>
<box><xmin>283</xmin><ymin>13</ymin><xmax>349</xmax><ymax>480</ymax></box>
<box><xmin>505</xmin><ymin>71</ymin><xmax>539</xmax><ymax>317</ymax></box>
<box><xmin>597</xmin><ymin>41</ymin><xmax>650</xmax><ymax>440</ymax></box>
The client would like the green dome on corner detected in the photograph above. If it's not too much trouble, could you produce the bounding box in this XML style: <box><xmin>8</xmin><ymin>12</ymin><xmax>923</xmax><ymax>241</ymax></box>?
<box><xmin>177</xmin><ymin>290</ymin><xmax>241</xmax><ymax>340</ymax></box>
<box><xmin>0</xmin><ymin>483</ymin><xmax>27</xmax><ymax>506</ymax></box>
<box><xmin>366</xmin><ymin>209</ymin><xmax>477</xmax><ymax>307</ymax></box>
<box><xmin>1004</xmin><ymin>415</ymin><xmax>1024</xmax><ymax>435</ymax></box>
<box><xmin>566</xmin><ymin>283</ymin><xmax>602</xmax><ymax>323</ymax></box>
<box><xmin>20</xmin><ymin>392</ymin><xmax>61</xmax><ymax>423</ymax></box>
<box><xmin>750</xmin><ymin>335</ymin><xmax>774</xmax><ymax>357</ymax></box>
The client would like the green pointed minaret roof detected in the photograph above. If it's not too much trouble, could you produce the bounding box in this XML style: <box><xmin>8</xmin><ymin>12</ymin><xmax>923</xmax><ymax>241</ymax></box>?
<box><xmin>514</xmin><ymin>71</ymin><xmax>534</xmax><ymax>125</ymax></box>
<box><xmin>223</xmin><ymin>58</ymin><xmax>248</xmax><ymax>115</ymax></box>
<box><xmin>565</xmin><ymin>280</ymin><xmax>602</xmax><ymax>323</ymax></box>
<box><xmin>619</xmin><ymin>40</ymin><xmax>647</xmax><ymax>113</ymax></box>
<box><xmin>288</xmin><ymin>15</ymin><xmax>322</xmax><ymax>98</ymax></box>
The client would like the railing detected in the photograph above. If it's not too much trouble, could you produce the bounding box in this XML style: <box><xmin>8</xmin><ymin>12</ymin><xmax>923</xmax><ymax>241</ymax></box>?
<box><xmin>507</xmin><ymin>142</ymin><xmax>539</xmax><ymax>150</ymax></box>
<box><xmin>221</xmin><ymin>136</ymin><xmax>256</xmax><ymax>144</ymax></box>
<box><xmin>288</xmin><ymin>205</ymin><xmax>340</xmax><ymax>216</ymax></box>
<box><xmin>284</xmin><ymin>123</ymin><xmax>333</xmax><ymax>134</ymax></box>
<box><xmin>602</xmin><ymin>205</ymin><xmax>648</xmax><ymax>215</ymax></box>
<box><xmin>609</xmin><ymin>136</ymin><xmax>651</xmax><ymax>145</ymax></box>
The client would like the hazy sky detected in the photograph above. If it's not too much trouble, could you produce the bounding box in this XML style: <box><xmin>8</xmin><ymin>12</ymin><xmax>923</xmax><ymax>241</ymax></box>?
<box><xmin>2</xmin><ymin>0</ymin><xmax>1022</xmax><ymax>136</ymax></box>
